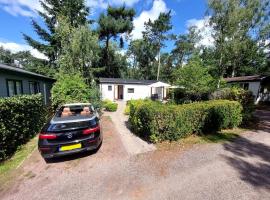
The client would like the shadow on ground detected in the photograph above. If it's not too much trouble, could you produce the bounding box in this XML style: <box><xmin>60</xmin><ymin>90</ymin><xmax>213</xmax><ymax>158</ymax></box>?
<box><xmin>223</xmin><ymin>109</ymin><xmax>270</xmax><ymax>190</ymax></box>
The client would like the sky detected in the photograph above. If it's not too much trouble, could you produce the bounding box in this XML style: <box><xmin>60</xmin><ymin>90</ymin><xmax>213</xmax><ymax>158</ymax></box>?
<box><xmin>0</xmin><ymin>0</ymin><xmax>209</xmax><ymax>59</ymax></box>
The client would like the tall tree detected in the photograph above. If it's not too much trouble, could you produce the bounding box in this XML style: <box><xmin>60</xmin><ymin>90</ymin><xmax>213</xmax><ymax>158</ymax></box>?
<box><xmin>127</xmin><ymin>39</ymin><xmax>157</xmax><ymax>79</ymax></box>
<box><xmin>56</xmin><ymin>17</ymin><xmax>100</xmax><ymax>83</ymax></box>
<box><xmin>23</xmin><ymin>0</ymin><xmax>90</xmax><ymax>66</ymax></box>
<box><xmin>97</xmin><ymin>5</ymin><xmax>135</xmax><ymax>77</ymax></box>
<box><xmin>171</xmin><ymin>26</ymin><xmax>200</xmax><ymax>67</ymax></box>
<box><xmin>173</xmin><ymin>55</ymin><xmax>215</xmax><ymax>98</ymax></box>
<box><xmin>143</xmin><ymin>11</ymin><xmax>172</xmax><ymax>80</ymax></box>
<box><xmin>0</xmin><ymin>46</ymin><xmax>13</xmax><ymax>64</ymax></box>
<box><xmin>208</xmin><ymin>0</ymin><xmax>267</xmax><ymax>86</ymax></box>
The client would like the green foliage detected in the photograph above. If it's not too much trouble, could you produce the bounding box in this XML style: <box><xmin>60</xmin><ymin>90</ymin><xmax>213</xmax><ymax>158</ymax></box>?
<box><xmin>143</xmin><ymin>11</ymin><xmax>173</xmax><ymax>80</ymax></box>
<box><xmin>125</xmin><ymin>99</ymin><xmax>153</xmax><ymax>115</ymax></box>
<box><xmin>173</xmin><ymin>55</ymin><xmax>216</xmax><ymax>97</ymax></box>
<box><xmin>171</xmin><ymin>26</ymin><xmax>200</xmax><ymax>67</ymax></box>
<box><xmin>0</xmin><ymin>46</ymin><xmax>13</xmax><ymax>64</ymax></box>
<box><xmin>97</xmin><ymin>6</ymin><xmax>135</xmax><ymax>77</ymax></box>
<box><xmin>129</xmin><ymin>100</ymin><xmax>242</xmax><ymax>143</ymax></box>
<box><xmin>51</xmin><ymin>73</ymin><xmax>100</xmax><ymax>108</ymax></box>
<box><xmin>23</xmin><ymin>0</ymin><xmax>90</xmax><ymax>65</ymax></box>
<box><xmin>210</xmin><ymin>87</ymin><xmax>255</xmax><ymax>122</ymax></box>
<box><xmin>57</xmin><ymin>18</ymin><xmax>100</xmax><ymax>82</ymax></box>
<box><xmin>102</xmin><ymin>99</ymin><xmax>118</xmax><ymax>112</ymax></box>
<box><xmin>0</xmin><ymin>94</ymin><xmax>46</xmax><ymax>162</ymax></box>
<box><xmin>207</xmin><ymin>0</ymin><xmax>268</xmax><ymax>80</ymax></box>
<box><xmin>105</xmin><ymin>103</ymin><xmax>118</xmax><ymax>112</ymax></box>
<box><xmin>127</xmin><ymin>39</ymin><xmax>157</xmax><ymax>79</ymax></box>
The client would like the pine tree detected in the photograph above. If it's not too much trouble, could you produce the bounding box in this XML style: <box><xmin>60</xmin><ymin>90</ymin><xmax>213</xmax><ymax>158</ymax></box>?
<box><xmin>143</xmin><ymin>11</ymin><xmax>172</xmax><ymax>80</ymax></box>
<box><xmin>23</xmin><ymin>0</ymin><xmax>90</xmax><ymax>65</ymax></box>
<box><xmin>97</xmin><ymin>5</ymin><xmax>135</xmax><ymax>77</ymax></box>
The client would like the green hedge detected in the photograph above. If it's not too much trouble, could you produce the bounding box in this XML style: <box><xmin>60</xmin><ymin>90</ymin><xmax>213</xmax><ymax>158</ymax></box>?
<box><xmin>105</xmin><ymin>102</ymin><xmax>118</xmax><ymax>112</ymax></box>
<box><xmin>0</xmin><ymin>94</ymin><xmax>46</xmax><ymax>162</ymax></box>
<box><xmin>210</xmin><ymin>87</ymin><xmax>254</xmax><ymax>123</ymax></box>
<box><xmin>102</xmin><ymin>99</ymin><xmax>118</xmax><ymax>112</ymax></box>
<box><xmin>129</xmin><ymin>100</ymin><xmax>242</xmax><ymax>143</ymax></box>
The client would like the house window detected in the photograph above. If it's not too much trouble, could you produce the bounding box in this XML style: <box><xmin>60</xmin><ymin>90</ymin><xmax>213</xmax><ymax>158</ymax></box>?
<box><xmin>29</xmin><ymin>81</ymin><xmax>40</xmax><ymax>94</ymax></box>
<box><xmin>240</xmin><ymin>83</ymin><xmax>249</xmax><ymax>90</ymax></box>
<box><xmin>6</xmin><ymin>80</ymin><xmax>23</xmax><ymax>97</ymax></box>
<box><xmin>128</xmin><ymin>88</ymin><xmax>134</xmax><ymax>93</ymax></box>
<box><xmin>108</xmin><ymin>85</ymin><xmax>112</xmax><ymax>91</ymax></box>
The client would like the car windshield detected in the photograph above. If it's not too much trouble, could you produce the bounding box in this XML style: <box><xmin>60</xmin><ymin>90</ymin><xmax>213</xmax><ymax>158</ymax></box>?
<box><xmin>53</xmin><ymin>104</ymin><xmax>95</xmax><ymax>121</ymax></box>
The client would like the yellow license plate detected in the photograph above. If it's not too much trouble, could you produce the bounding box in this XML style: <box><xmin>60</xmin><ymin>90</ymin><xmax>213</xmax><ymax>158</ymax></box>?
<box><xmin>60</xmin><ymin>143</ymin><xmax>82</xmax><ymax>151</ymax></box>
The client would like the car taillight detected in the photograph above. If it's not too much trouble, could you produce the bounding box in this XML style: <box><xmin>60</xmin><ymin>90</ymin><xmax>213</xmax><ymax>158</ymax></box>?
<box><xmin>39</xmin><ymin>133</ymin><xmax>57</xmax><ymax>139</ymax></box>
<box><xmin>82</xmin><ymin>126</ymin><xmax>100</xmax><ymax>135</ymax></box>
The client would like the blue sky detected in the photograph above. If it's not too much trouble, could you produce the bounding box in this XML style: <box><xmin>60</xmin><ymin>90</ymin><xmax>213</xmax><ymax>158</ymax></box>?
<box><xmin>0</xmin><ymin>0</ymin><xmax>208</xmax><ymax>58</ymax></box>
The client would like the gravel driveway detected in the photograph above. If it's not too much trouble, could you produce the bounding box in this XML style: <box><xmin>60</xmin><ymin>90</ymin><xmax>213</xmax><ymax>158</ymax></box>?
<box><xmin>0</xmin><ymin>111</ymin><xmax>270</xmax><ymax>200</ymax></box>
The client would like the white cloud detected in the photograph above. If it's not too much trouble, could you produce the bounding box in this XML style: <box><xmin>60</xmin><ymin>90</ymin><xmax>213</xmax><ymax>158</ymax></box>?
<box><xmin>0</xmin><ymin>41</ymin><xmax>48</xmax><ymax>60</ymax></box>
<box><xmin>87</xmin><ymin>0</ymin><xmax>140</xmax><ymax>11</ymax></box>
<box><xmin>131</xmin><ymin>0</ymin><xmax>168</xmax><ymax>40</ymax></box>
<box><xmin>186</xmin><ymin>17</ymin><xmax>215</xmax><ymax>47</ymax></box>
<box><xmin>0</xmin><ymin>0</ymin><xmax>42</xmax><ymax>17</ymax></box>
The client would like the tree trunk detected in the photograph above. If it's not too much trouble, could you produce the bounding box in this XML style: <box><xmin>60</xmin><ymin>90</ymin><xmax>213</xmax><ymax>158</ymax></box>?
<box><xmin>105</xmin><ymin>36</ymin><xmax>110</xmax><ymax>75</ymax></box>
<box><xmin>157</xmin><ymin>49</ymin><xmax>161</xmax><ymax>81</ymax></box>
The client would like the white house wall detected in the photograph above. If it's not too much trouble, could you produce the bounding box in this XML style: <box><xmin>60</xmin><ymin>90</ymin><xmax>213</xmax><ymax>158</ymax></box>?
<box><xmin>100</xmin><ymin>83</ymin><xmax>114</xmax><ymax>100</ymax></box>
<box><xmin>124</xmin><ymin>84</ymin><xmax>151</xmax><ymax>101</ymax></box>
<box><xmin>100</xmin><ymin>83</ymin><xmax>151</xmax><ymax>101</ymax></box>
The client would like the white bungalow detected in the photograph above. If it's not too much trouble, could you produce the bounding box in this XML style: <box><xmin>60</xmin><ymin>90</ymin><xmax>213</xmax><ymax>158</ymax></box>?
<box><xmin>99</xmin><ymin>78</ymin><xmax>171</xmax><ymax>101</ymax></box>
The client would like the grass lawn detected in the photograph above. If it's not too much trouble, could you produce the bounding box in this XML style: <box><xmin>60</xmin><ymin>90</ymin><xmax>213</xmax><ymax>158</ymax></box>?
<box><xmin>0</xmin><ymin>136</ymin><xmax>38</xmax><ymax>178</ymax></box>
<box><xmin>157</xmin><ymin>128</ymin><xmax>247</xmax><ymax>150</ymax></box>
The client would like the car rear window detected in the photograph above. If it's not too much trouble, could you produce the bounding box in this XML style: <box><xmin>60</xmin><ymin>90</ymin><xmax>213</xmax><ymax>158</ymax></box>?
<box><xmin>55</xmin><ymin>105</ymin><xmax>94</xmax><ymax>118</ymax></box>
<box><xmin>48</xmin><ymin>118</ymin><xmax>99</xmax><ymax>132</ymax></box>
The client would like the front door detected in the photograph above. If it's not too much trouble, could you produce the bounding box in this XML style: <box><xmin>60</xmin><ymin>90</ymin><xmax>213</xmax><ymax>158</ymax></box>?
<box><xmin>118</xmin><ymin>85</ymin><xmax>124</xmax><ymax>100</ymax></box>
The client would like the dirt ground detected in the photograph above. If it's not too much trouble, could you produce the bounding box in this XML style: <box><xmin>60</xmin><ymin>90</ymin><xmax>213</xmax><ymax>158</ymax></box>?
<box><xmin>0</xmin><ymin>112</ymin><xmax>270</xmax><ymax>200</ymax></box>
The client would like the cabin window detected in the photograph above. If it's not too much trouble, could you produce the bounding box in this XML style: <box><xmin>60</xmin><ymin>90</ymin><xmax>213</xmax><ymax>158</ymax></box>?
<box><xmin>108</xmin><ymin>85</ymin><xmax>112</xmax><ymax>91</ymax></box>
<box><xmin>7</xmin><ymin>80</ymin><xmax>23</xmax><ymax>96</ymax></box>
<box><xmin>29</xmin><ymin>81</ymin><xmax>40</xmax><ymax>94</ymax></box>
<box><xmin>128</xmin><ymin>88</ymin><xmax>134</xmax><ymax>93</ymax></box>
<box><xmin>240</xmin><ymin>83</ymin><xmax>249</xmax><ymax>90</ymax></box>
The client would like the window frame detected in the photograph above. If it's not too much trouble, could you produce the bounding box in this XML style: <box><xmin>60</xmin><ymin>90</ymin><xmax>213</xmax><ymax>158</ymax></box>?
<box><xmin>127</xmin><ymin>88</ymin><xmax>135</xmax><ymax>93</ymax></box>
<box><xmin>108</xmin><ymin>85</ymin><xmax>112</xmax><ymax>91</ymax></box>
<box><xmin>29</xmin><ymin>81</ymin><xmax>40</xmax><ymax>94</ymax></box>
<box><xmin>6</xmin><ymin>79</ymin><xmax>23</xmax><ymax>97</ymax></box>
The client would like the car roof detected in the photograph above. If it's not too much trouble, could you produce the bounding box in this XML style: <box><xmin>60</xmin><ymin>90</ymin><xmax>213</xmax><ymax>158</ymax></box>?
<box><xmin>63</xmin><ymin>103</ymin><xmax>92</xmax><ymax>107</ymax></box>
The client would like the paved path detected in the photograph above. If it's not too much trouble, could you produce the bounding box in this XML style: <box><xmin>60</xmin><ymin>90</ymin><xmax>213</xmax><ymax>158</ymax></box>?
<box><xmin>0</xmin><ymin>111</ymin><xmax>270</xmax><ymax>200</ymax></box>
<box><xmin>103</xmin><ymin>101</ymin><xmax>156</xmax><ymax>155</ymax></box>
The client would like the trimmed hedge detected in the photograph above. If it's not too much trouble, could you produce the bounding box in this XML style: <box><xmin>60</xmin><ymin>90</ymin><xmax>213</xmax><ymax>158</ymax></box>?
<box><xmin>102</xmin><ymin>99</ymin><xmax>118</xmax><ymax>112</ymax></box>
<box><xmin>129</xmin><ymin>100</ymin><xmax>242</xmax><ymax>143</ymax></box>
<box><xmin>0</xmin><ymin>94</ymin><xmax>46</xmax><ymax>162</ymax></box>
<box><xmin>105</xmin><ymin>102</ymin><xmax>118</xmax><ymax>112</ymax></box>
<box><xmin>210</xmin><ymin>87</ymin><xmax>254</xmax><ymax>123</ymax></box>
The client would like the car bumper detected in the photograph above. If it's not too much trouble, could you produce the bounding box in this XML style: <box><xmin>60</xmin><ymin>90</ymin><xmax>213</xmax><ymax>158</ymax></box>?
<box><xmin>38</xmin><ymin>135</ymin><xmax>102</xmax><ymax>159</ymax></box>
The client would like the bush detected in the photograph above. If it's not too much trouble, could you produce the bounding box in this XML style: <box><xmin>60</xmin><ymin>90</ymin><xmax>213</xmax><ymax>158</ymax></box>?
<box><xmin>210</xmin><ymin>87</ymin><xmax>254</xmax><ymax>123</ymax></box>
<box><xmin>105</xmin><ymin>102</ymin><xmax>118</xmax><ymax>112</ymax></box>
<box><xmin>125</xmin><ymin>99</ymin><xmax>153</xmax><ymax>115</ymax></box>
<box><xmin>51</xmin><ymin>73</ymin><xmax>101</xmax><ymax>109</ymax></box>
<box><xmin>102</xmin><ymin>99</ymin><xmax>118</xmax><ymax>112</ymax></box>
<box><xmin>129</xmin><ymin>100</ymin><xmax>242</xmax><ymax>143</ymax></box>
<box><xmin>0</xmin><ymin>94</ymin><xmax>46</xmax><ymax>162</ymax></box>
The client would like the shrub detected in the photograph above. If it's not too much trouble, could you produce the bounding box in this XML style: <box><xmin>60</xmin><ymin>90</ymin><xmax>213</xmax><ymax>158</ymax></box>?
<box><xmin>129</xmin><ymin>100</ymin><xmax>242</xmax><ymax>143</ymax></box>
<box><xmin>105</xmin><ymin>102</ymin><xmax>118</xmax><ymax>112</ymax></box>
<box><xmin>0</xmin><ymin>94</ymin><xmax>46</xmax><ymax>162</ymax></box>
<box><xmin>51</xmin><ymin>73</ymin><xmax>101</xmax><ymax>109</ymax></box>
<box><xmin>210</xmin><ymin>87</ymin><xmax>254</xmax><ymax>123</ymax></box>
<box><xmin>125</xmin><ymin>99</ymin><xmax>153</xmax><ymax>115</ymax></box>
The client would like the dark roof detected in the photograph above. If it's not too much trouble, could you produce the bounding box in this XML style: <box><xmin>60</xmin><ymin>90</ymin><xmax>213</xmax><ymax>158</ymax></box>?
<box><xmin>99</xmin><ymin>78</ymin><xmax>158</xmax><ymax>85</ymax></box>
<box><xmin>224</xmin><ymin>75</ymin><xmax>267</xmax><ymax>83</ymax></box>
<box><xmin>0</xmin><ymin>63</ymin><xmax>55</xmax><ymax>81</ymax></box>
